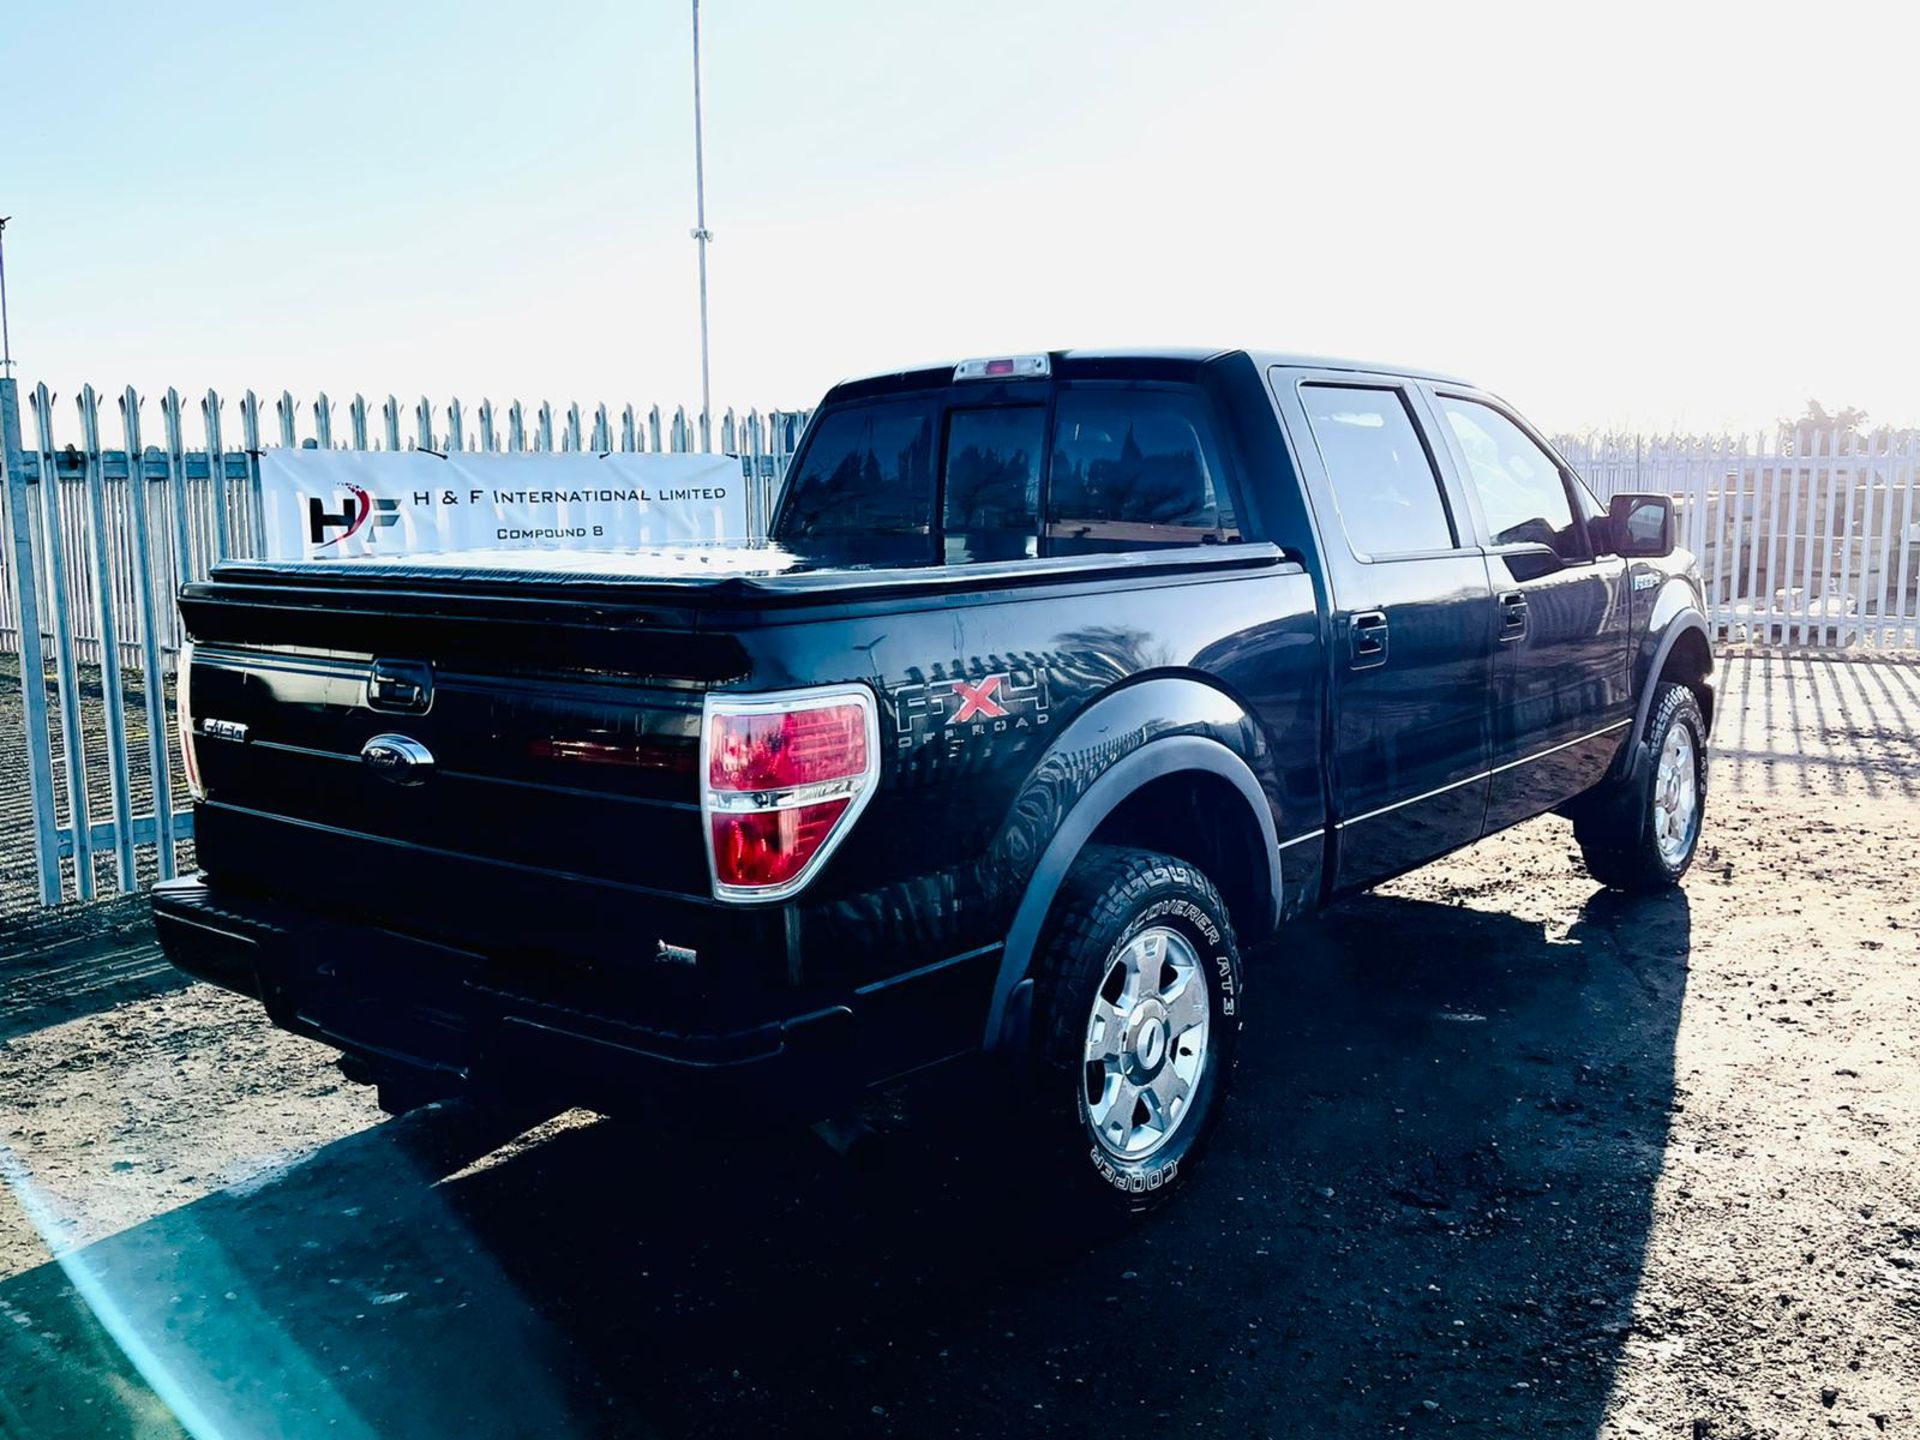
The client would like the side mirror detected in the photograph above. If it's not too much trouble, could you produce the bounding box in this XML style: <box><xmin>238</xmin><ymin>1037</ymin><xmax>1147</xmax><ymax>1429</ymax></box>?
<box><xmin>1607</xmin><ymin>493</ymin><xmax>1675</xmax><ymax>558</ymax></box>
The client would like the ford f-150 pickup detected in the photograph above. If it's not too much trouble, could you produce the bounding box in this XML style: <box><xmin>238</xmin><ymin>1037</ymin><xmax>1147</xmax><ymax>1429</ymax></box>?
<box><xmin>153</xmin><ymin>348</ymin><xmax>1714</xmax><ymax>1213</ymax></box>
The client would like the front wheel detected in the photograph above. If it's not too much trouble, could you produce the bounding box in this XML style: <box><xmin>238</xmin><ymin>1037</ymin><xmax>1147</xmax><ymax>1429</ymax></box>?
<box><xmin>1574</xmin><ymin>682</ymin><xmax>1708</xmax><ymax>892</ymax></box>
<box><xmin>1023</xmin><ymin>846</ymin><xmax>1244</xmax><ymax>1218</ymax></box>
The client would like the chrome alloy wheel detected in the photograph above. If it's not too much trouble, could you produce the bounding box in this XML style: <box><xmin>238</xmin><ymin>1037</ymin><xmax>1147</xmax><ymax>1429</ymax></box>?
<box><xmin>1652</xmin><ymin>722</ymin><xmax>1702</xmax><ymax>868</ymax></box>
<box><xmin>1083</xmin><ymin>925</ymin><xmax>1210</xmax><ymax>1161</ymax></box>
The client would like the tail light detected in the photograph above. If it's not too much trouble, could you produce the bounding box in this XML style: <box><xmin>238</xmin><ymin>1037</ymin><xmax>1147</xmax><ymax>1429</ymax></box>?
<box><xmin>177</xmin><ymin>640</ymin><xmax>205</xmax><ymax>801</ymax></box>
<box><xmin>701</xmin><ymin>685</ymin><xmax>879</xmax><ymax>902</ymax></box>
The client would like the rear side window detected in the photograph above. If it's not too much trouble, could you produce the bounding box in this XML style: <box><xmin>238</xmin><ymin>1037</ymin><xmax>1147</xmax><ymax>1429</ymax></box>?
<box><xmin>1047</xmin><ymin>389</ymin><xmax>1238</xmax><ymax>554</ymax></box>
<box><xmin>943</xmin><ymin>406</ymin><xmax>1045</xmax><ymax>564</ymax></box>
<box><xmin>1299</xmin><ymin>385</ymin><xmax>1456</xmax><ymax>558</ymax></box>
<box><xmin>778</xmin><ymin>400</ymin><xmax>936</xmax><ymax>565</ymax></box>
<box><xmin>1436</xmin><ymin>396</ymin><xmax>1585</xmax><ymax>561</ymax></box>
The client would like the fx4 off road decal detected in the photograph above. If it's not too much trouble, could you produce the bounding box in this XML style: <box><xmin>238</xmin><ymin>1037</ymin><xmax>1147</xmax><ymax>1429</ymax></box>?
<box><xmin>890</xmin><ymin>662</ymin><xmax>1052</xmax><ymax>754</ymax></box>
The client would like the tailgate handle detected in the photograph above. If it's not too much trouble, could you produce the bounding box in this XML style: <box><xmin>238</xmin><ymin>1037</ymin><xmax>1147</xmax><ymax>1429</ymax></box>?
<box><xmin>367</xmin><ymin>658</ymin><xmax>434</xmax><ymax>715</ymax></box>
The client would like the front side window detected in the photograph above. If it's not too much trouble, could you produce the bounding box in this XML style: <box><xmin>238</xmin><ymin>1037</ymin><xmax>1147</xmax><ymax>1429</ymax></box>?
<box><xmin>1438</xmin><ymin>397</ymin><xmax>1585</xmax><ymax>562</ymax></box>
<box><xmin>1299</xmin><ymin>385</ymin><xmax>1456</xmax><ymax>558</ymax></box>
<box><xmin>943</xmin><ymin>406</ymin><xmax>1045</xmax><ymax>564</ymax></box>
<box><xmin>778</xmin><ymin>400</ymin><xmax>936</xmax><ymax>566</ymax></box>
<box><xmin>1048</xmin><ymin>389</ymin><xmax>1237</xmax><ymax>554</ymax></box>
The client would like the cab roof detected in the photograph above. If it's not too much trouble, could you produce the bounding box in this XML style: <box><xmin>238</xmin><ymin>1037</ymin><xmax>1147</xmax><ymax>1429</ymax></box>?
<box><xmin>823</xmin><ymin>348</ymin><xmax>1471</xmax><ymax>403</ymax></box>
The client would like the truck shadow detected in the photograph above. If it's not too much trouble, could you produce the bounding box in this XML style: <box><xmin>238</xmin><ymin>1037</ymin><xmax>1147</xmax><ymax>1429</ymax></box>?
<box><xmin>0</xmin><ymin>885</ymin><xmax>1689</xmax><ymax>1439</ymax></box>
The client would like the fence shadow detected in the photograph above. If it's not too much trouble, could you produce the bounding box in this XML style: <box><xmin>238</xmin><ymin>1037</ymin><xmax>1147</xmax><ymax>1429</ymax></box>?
<box><xmin>1713</xmin><ymin>652</ymin><xmax>1920</xmax><ymax>799</ymax></box>
<box><xmin>0</xmin><ymin>884</ymin><xmax>1689</xmax><ymax>1439</ymax></box>
<box><xmin>0</xmin><ymin>898</ymin><xmax>188</xmax><ymax>1045</ymax></box>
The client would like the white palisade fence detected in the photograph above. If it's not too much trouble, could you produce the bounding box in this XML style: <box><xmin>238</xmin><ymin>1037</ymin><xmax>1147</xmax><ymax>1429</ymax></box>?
<box><xmin>0</xmin><ymin>380</ymin><xmax>806</xmax><ymax>906</ymax></box>
<box><xmin>1558</xmin><ymin>427</ymin><xmax>1920</xmax><ymax>649</ymax></box>
<box><xmin>0</xmin><ymin>385</ymin><xmax>809</xmax><ymax>668</ymax></box>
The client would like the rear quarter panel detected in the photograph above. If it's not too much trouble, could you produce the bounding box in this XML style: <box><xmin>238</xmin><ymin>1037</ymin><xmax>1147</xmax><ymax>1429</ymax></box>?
<box><xmin>728</xmin><ymin>560</ymin><xmax>1326</xmax><ymax>997</ymax></box>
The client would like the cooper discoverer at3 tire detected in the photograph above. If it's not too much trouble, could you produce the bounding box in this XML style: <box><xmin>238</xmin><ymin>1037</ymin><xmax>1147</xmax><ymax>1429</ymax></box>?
<box><xmin>1021</xmin><ymin>845</ymin><xmax>1245</xmax><ymax>1219</ymax></box>
<box><xmin>1575</xmin><ymin>681</ymin><xmax>1708</xmax><ymax>893</ymax></box>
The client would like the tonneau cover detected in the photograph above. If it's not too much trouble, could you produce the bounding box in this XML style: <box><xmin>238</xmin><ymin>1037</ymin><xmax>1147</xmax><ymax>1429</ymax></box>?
<box><xmin>202</xmin><ymin>538</ymin><xmax>1294</xmax><ymax>603</ymax></box>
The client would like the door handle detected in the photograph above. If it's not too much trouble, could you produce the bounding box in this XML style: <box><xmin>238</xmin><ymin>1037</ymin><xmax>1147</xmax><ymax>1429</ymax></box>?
<box><xmin>1350</xmin><ymin>610</ymin><xmax>1389</xmax><ymax>669</ymax></box>
<box><xmin>1497</xmin><ymin>590</ymin><xmax>1529</xmax><ymax>641</ymax></box>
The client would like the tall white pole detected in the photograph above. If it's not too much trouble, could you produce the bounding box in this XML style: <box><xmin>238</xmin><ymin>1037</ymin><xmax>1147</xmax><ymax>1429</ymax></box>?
<box><xmin>690</xmin><ymin>0</ymin><xmax>713</xmax><ymax>452</ymax></box>
<box><xmin>0</xmin><ymin>216</ymin><xmax>15</xmax><ymax>377</ymax></box>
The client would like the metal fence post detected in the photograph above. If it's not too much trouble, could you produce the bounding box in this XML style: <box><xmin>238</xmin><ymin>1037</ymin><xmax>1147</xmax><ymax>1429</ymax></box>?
<box><xmin>240</xmin><ymin>391</ymin><xmax>265</xmax><ymax>553</ymax></box>
<box><xmin>1</xmin><ymin>375</ymin><xmax>62</xmax><ymax>902</ymax></box>
<box><xmin>201</xmin><ymin>390</ymin><xmax>231</xmax><ymax>561</ymax></box>
<box><xmin>32</xmin><ymin>385</ymin><xmax>94</xmax><ymax>898</ymax></box>
<box><xmin>77</xmin><ymin>386</ymin><xmax>135</xmax><ymax>886</ymax></box>
<box><xmin>120</xmin><ymin>387</ymin><xmax>176</xmax><ymax>881</ymax></box>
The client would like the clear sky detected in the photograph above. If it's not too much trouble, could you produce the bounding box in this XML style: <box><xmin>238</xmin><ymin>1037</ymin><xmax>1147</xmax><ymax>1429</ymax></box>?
<box><xmin>3</xmin><ymin>0</ymin><xmax>1915</xmax><ymax>437</ymax></box>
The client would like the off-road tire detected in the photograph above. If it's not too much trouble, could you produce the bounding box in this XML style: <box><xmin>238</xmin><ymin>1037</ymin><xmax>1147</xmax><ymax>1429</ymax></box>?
<box><xmin>1574</xmin><ymin>682</ymin><xmax>1708</xmax><ymax>892</ymax></box>
<box><xmin>1023</xmin><ymin>845</ymin><xmax>1245</xmax><ymax>1219</ymax></box>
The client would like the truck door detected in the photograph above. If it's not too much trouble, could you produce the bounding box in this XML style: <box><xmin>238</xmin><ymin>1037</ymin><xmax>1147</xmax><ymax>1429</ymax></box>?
<box><xmin>1277</xmin><ymin>375</ymin><xmax>1495</xmax><ymax>892</ymax></box>
<box><xmin>1425</xmin><ymin>392</ymin><xmax>1633</xmax><ymax>831</ymax></box>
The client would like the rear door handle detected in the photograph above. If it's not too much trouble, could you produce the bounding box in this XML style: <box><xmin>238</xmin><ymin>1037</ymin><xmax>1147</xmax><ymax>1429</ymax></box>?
<box><xmin>1497</xmin><ymin>590</ymin><xmax>1529</xmax><ymax>641</ymax></box>
<box><xmin>1350</xmin><ymin>610</ymin><xmax>1389</xmax><ymax>669</ymax></box>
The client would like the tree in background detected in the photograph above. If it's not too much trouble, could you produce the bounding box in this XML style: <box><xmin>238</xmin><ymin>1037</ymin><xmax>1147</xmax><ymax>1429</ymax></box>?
<box><xmin>1788</xmin><ymin>400</ymin><xmax>1871</xmax><ymax>436</ymax></box>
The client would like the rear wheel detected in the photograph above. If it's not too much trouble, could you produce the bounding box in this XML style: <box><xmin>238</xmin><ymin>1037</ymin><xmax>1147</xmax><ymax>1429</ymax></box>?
<box><xmin>1023</xmin><ymin>846</ymin><xmax>1244</xmax><ymax>1218</ymax></box>
<box><xmin>1575</xmin><ymin>682</ymin><xmax>1708</xmax><ymax>892</ymax></box>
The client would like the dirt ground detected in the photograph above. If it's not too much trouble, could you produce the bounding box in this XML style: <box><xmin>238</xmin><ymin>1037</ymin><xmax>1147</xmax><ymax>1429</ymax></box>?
<box><xmin>0</xmin><ymin>651</ymin><xmax>1915</xmax><ymax>1439</ymax></box>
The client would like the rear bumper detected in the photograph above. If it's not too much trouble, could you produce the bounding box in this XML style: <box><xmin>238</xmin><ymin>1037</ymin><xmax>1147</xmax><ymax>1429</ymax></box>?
<box><xmin>151</xmin><ymin>877</ymin><xmax>990</xmax><ymax>1122</ymax></box>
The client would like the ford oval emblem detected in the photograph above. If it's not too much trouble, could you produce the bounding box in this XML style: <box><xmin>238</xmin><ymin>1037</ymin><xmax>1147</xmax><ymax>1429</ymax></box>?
<box><xmin>361</xmin><ymin>733</ymin><xmax>435</xmax><ymax>786</ymax></box>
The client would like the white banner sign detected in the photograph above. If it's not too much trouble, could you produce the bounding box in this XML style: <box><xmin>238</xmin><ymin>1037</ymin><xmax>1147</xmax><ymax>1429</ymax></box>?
<box><xmin>257</xmin><ymin>449</ymin><xmax>748</xmax><ymax>561</ymax></box>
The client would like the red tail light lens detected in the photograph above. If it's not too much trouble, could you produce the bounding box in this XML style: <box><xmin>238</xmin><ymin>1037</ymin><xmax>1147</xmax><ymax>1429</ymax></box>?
<box><xmin>710</xmin><ymin>798</ymin><xmax>851</xmax><ymax>890</ymax></box>
<box><xmin>708</xmin><ymin>702</ymin><xmax>869</xmax><ymax>792</ymax></box>
<box><xmin>702</xmin><ymin>687</ymin><xmax>878</xmax><ymax>901</ymax></box>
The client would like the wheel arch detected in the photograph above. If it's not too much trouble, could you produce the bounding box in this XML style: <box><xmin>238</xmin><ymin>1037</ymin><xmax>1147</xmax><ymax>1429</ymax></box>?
<box><xmin>1610</xmin><ymin>605</ymin><xmax>1713</xmax><ymax>790</ymax></box>
<box><xmin>983</xmin><ymin>731</ymin><xmax>1281</xmax><ymax>1052</ymax></box>
<box><xmin>1656</xmin><ymin>623</ymin><xmax>1715</xmax><ymax>737</ymax></box>
<box><xmin>1636</xmin><ymin>608</ymin><xmax>1714</xmax><ymax>742</ymax></box>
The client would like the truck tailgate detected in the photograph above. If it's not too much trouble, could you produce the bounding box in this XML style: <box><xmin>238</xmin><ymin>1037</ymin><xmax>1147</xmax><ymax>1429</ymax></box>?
<box><xmin>178</xmin><ymin>558</ymin><xmax>756</xmax><ymax>960</ymax></box>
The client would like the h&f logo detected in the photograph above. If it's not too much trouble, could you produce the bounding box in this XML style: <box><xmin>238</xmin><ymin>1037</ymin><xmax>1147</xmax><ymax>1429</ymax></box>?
<box><xmin>308</xmin><ymin>484</ymin><xmax>400</xmax><ymax>549</ymax></box>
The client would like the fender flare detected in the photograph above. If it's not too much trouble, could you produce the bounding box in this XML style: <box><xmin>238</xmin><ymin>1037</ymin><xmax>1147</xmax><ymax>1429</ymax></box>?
<box><xmin>982</xmin><ymin>733</ymin><xmax>1281</xmax><ymax>1051</ymax></box>
<box><xmin>1616</xmin><ymin>608</ymin><xmax>1711</xmax><ymax>781</ymax></box>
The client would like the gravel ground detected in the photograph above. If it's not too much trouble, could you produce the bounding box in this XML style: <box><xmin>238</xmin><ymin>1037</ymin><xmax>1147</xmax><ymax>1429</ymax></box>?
<box><xmin>0</xmin><ymin>651</ymin><xmax>1915</xmax><ymax>1440</ymax></box>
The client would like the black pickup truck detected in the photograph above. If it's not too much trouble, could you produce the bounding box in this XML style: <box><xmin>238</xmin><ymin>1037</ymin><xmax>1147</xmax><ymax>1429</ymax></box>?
<box><xmin>154</xmin><ymin>349</ymin><xmax>1713</xmax><ymax>1212</ymax></box>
